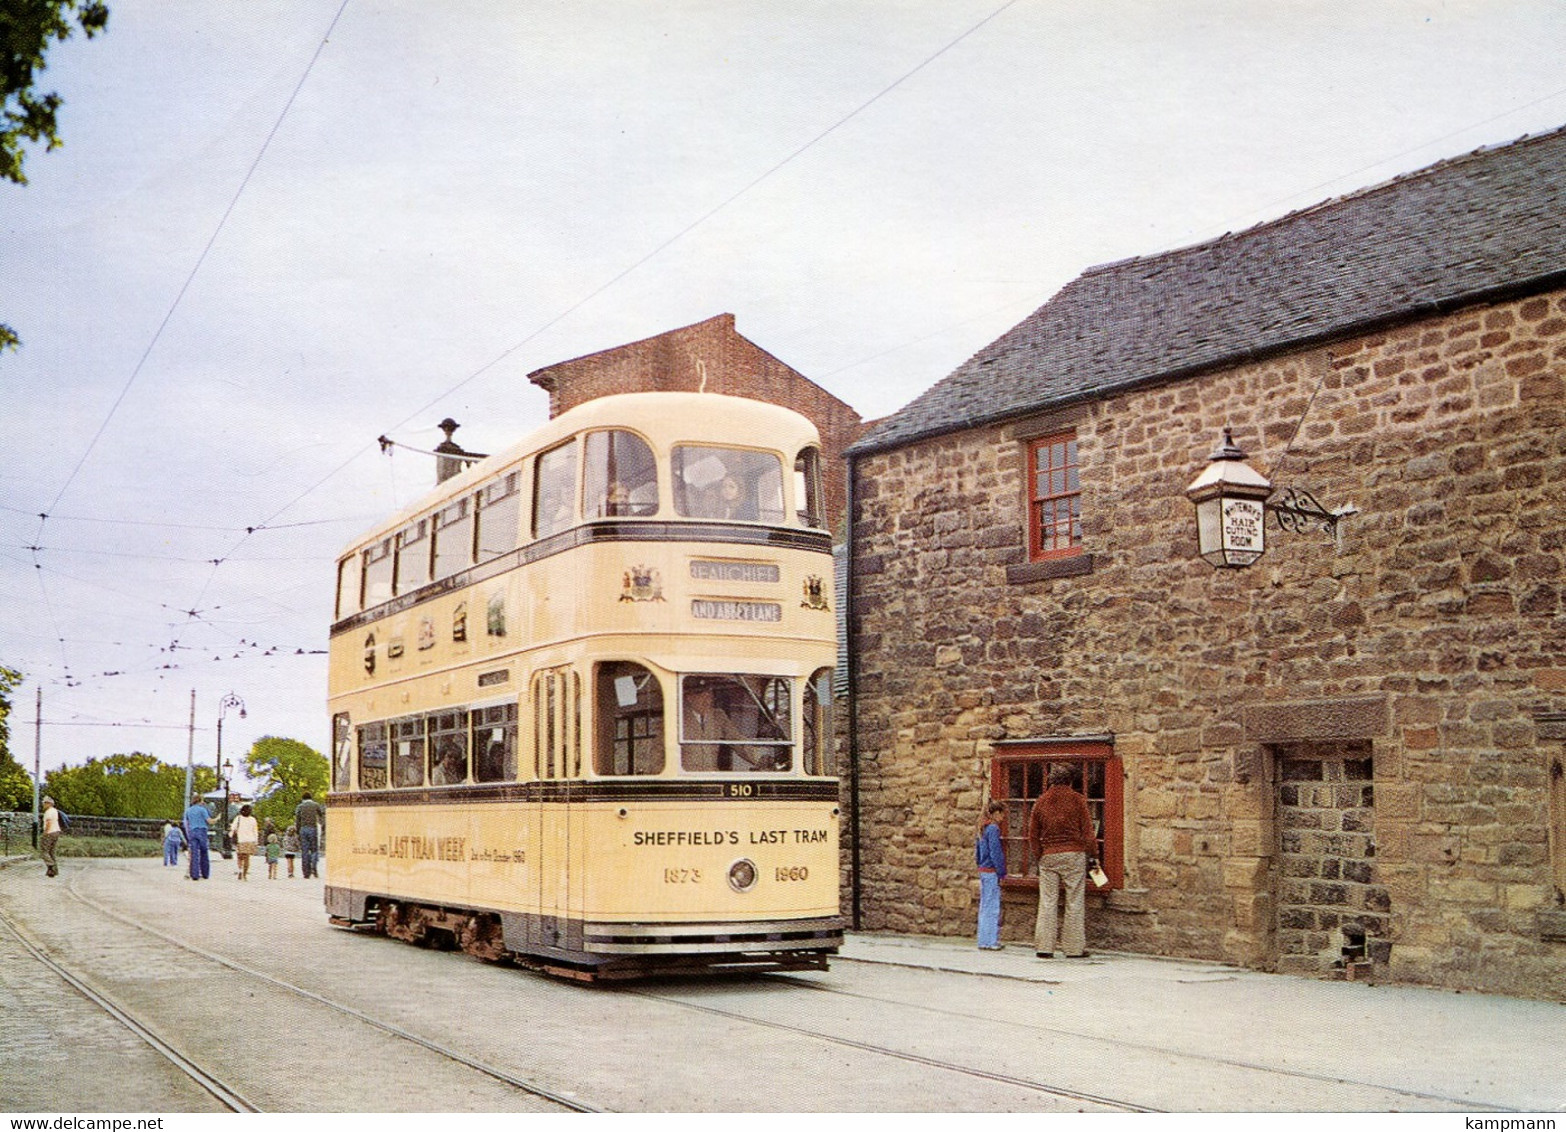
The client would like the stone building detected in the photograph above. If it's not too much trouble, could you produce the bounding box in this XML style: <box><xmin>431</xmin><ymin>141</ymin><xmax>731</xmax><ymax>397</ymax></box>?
<box><xmin>528</xmin><ymin>313</ymin><xmax>865</xmax><ymax>532</ymax></box>
<box><xmin>844</xmin><ymin>128</ymin><xmax>1566</xmax><ymax>997</ymax></box>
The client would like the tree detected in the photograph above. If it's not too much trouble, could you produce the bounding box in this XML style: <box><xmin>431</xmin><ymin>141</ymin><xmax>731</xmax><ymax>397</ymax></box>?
<box><xmin>2</xmin><ymin>0</ymin><xmax>110</xmax><ymax>352</ymax></box>
<box><xmin>0</xmin><ymin>665</ymin><xmax>32</xmax><ymax>810</ymax></box>
<box><xmin>43</xmin><ymin>752</ymin><xmax>207</xmax><ymax>818</ymax></box>
<box><xmin>243</xmin><ymin>736</ymin><xmax>328</xmax><ymax>828</ymax></box>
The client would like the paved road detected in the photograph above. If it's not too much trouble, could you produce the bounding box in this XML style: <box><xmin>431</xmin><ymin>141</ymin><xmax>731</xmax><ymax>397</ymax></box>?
<box><xmin>2</xmin><ymin>855</ymin><xmax>1562</xmax><ymax>1112</ymax></box>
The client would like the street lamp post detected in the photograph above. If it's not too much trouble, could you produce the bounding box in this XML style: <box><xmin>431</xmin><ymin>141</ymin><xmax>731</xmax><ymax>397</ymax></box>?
<box><xmin>216</xmin><ymin>692</ymin><xmax>245</xmax><ymax>859</ymax></box>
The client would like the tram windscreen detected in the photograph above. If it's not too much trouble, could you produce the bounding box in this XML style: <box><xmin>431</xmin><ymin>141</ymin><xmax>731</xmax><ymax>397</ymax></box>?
<box><xmin>680</xmin><ymin>673</ymin><xmax>792</xmax><ymax>772</ymax></box>
<box><xmin>671</xmin><ymin>447</ymin><xmax>784</xmax><ymax>523</ymax></box>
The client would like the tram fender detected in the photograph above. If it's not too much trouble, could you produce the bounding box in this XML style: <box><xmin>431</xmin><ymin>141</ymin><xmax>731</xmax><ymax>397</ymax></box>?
<box><xmin>502</xmin><ymin>912</ymin><xmax>584</xmax><ymax>954</ymax></box>
<box><xmin>324</xmin><ymin>885</ymin><xmax>369</xmax><ymax>922</ymax></box>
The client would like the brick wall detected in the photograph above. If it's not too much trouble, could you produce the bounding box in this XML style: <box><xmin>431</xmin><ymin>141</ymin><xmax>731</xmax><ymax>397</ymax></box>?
<box><xmin>529</xmin><ymin>314</ymin><xmax>866</xmax><ymax>532</ymax></box>
<box><xmin>849</xmin><ymin>287</ymin><xmax>1566</xmax><ymax>997</ymax></box>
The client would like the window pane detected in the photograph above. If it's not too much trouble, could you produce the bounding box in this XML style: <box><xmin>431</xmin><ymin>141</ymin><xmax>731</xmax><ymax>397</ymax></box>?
<box><xmin>357</xmin><ymin>723</ymin><xmax>387</xmax><ymax>790</ymax></box>
<box><xmin>476</xmin><ymin>473</ymin><xmax>520</xmax><ymax>562</ymax></box>
<box><xmin>433</xmin><ymin>499</ymin><xmax>473</xmax><ymax>578</ymax></box>
<box><xmin>672</xmin><ymin>446</ymin><xmax>784</xmax><ymax>522</ymax></box>
<box><xmin>473</xmin><ymin>704</ymin><xmax>517</xmax><ymax>782</ymax></box>
<box><xmin>803</xmin><ymin>667</ymin><xmax>834</xmax><ymax>775</ymax></box>
<box><xmin>795</xmin><ymin>448</ymin><xmax>825</xmax><ymax>529</ymax></box>
<box><xmin>680</xmin><ymin>673</ymin><xmax>792</xmax><ymax>772</ymax></box>
<box><xmin>363</xmin><ymin>539</ymin><xmax>393</xmax><ymax>606</ymax></box>
<box><xmin>395</xmin><ymin>519</ymin><xmax>430</xmax><ymax>593</ymax></box>
<box><xmin>595</xmin><ymin>662</ymin><xmax>664</xmax><ymax>775</ymax></box>
<box><xmin>393</xmin><ymin>718</ymin><xmax>425</xmax><ymax>787</ymax></box>
<box><xmin>584</xmin><ymin>431</ymin><xmax>658</xmax><ymax>518</ymax></box>
<box><xmin>333</xmin><ymin>714</ymin><xmax>352</xmax><ymax>791</ymax></box>
<box><xmin>533</xmin><ymin>441</ymin><xmax>577</xmax><ymax>538</ymax></box>
<box><xmin>336</xmin><ymin>558</ymin><xmax>358</xmax><ymax>619</ymax></box>
<box><xmin>430</xmin><ymin>710</ymin><xmax>469</xmax><ymax>785</ymax></box>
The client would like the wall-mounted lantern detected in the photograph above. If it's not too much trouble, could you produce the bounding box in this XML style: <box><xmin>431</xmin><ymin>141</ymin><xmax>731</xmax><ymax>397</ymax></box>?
<box><xmin>1184</xmin><ymin>428</ymin><xmax>1356</xmax><ymax>568</ymax></box>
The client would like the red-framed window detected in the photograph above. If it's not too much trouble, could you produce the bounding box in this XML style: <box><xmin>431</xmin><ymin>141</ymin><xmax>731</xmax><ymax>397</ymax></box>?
<box><xmin>1029</xmin><ymin>432</ymin><xmax>1082</xmax><ymax>560</ymax></box>
<box><xmin>990</xmin><ymin>741</ymin><xmax>1123</xmax><ymax>891</ymax></box>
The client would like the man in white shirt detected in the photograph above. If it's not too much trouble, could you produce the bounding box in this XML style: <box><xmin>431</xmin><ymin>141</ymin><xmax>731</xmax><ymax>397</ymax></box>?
<box><xmin>40</xmin><ymin>796</ymin><xmax>62</xmax><ymax>878</ymax></box>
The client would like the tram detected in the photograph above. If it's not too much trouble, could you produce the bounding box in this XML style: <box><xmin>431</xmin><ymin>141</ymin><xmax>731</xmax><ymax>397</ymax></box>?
<box><xmin>324</xmin><ymin>392</ymin><xmax>842</xmax><ymax>979</ymax></box>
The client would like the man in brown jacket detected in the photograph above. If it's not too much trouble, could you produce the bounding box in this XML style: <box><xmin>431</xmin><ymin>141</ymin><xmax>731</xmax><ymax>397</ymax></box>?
<box><xmin>1028</xmin><ymin>765</ymin><xmax>1096</xmax><ymax>958</ymax></box>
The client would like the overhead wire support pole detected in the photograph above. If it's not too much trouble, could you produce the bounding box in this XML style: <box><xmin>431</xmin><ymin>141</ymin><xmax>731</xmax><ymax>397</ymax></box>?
<box><xmin>33</xmin><ymin>687</ymin><xmax>42</xmax><ymax>848</ymax></box>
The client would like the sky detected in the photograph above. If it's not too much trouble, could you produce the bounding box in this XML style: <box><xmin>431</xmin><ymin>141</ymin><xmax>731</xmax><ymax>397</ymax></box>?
<box><xmin>4</xmin><ymin>0</ymin><xmax>1565</xmax><ymax>793</ymax></box>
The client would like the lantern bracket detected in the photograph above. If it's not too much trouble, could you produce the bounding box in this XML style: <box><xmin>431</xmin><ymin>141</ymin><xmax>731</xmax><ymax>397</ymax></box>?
<box><xmin>1267</xmin><ymin>487</ymin><xmax>1357</xmax><ymax>536</ymax></box>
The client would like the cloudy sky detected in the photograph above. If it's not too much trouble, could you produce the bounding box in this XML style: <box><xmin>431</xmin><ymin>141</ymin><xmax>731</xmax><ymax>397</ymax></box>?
<box><xmin>4</xmin><ymin>0</ymin><xmax>1565</xmax><ymax>789</ymax></box>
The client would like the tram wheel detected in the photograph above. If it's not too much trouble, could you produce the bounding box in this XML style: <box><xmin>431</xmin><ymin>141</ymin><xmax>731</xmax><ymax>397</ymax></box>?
<box><xmin>457</xmin><ymin>913</ymin><xmax>508</xmax><ymax>962</ymax></box>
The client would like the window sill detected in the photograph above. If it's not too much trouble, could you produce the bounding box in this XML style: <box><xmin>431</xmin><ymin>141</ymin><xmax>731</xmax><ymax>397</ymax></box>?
<box><xmin>1006</xmin><ymin>553</ymin><xmax>1093</xmax><ymax>585</ymax></box>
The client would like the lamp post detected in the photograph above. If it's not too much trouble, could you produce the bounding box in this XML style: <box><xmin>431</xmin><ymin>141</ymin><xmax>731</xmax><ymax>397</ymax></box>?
<box><xmin>216</xmin><ymin>692</ymin><xmax>245</xmax><ymax>858</ymax></box>
<box><xmin>1185</xmin><ymin>428</ymin><xmax>1356</xmax><ymax>568</ymax></box>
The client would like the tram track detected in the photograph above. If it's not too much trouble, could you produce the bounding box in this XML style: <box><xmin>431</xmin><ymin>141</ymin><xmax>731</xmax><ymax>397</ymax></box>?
<box><xmin>60</xmin><ymin>874</ymin><xmax>601</xmax><ymax>1113</ymax></box>
<box><xmin>630</xmin><ymin>970</ymin><xmax>1508</xmax><ymax>1113</ymax></box>
<box><xmin>623</xmin><ymin>982</ymin><xmax>1158</xmax><ymax>1111</ymax></box>
<box><xmin>2</xmin><ymin>864</ymin><xmax>598</xmax><ymax>1113</ymax></box>
<box><xmin>0</xmin><ymin>905</ymin><xmax>260</xmax><ymax>1113</ymax></box>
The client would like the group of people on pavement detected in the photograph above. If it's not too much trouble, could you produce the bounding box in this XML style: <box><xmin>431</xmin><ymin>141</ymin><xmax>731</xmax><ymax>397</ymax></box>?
<box><xmin>174</xmin><ymin>791</ymin><xmax>324</xmax><ymax>882</ymax></box>
<box><xmin>975</xmin><ymin>765</ymin><xmax>1099</xmax><ymax>959</ymax></box>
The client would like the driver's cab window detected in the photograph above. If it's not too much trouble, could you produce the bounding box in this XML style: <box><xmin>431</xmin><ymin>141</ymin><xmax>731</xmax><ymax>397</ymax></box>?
<box><xmin>672</xmin><ymin>446</ymin><xmax>783</xmax><ymax>522</ymax></box>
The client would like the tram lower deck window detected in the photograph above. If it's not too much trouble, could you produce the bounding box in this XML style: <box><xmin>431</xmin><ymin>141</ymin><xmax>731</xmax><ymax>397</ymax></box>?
<box><xmin>681</xmin><ymin>673</ymin><xmax>791</xmax><ymax>772</ymax></box>
<box><xmin>595</xmin><ymin>662</ymin><xmax>663</xmax><ymax>775</ymax></box>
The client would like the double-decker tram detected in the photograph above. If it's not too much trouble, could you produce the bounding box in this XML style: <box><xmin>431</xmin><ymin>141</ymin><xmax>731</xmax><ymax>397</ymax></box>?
<box><xmin>324</xmin><ymin>392</ymin><xmax>841</xmax><ymax>979</ymax></box>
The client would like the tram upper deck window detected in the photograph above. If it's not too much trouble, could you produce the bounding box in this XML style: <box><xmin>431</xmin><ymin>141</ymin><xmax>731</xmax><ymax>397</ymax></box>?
<box><xmin>336</xmin><ymin>557</ymin><xmax>358</xmax><ymax>619</ymax></box>
<box><xmin>473</xmin><ymin>703</ymin><xmax>517</xmax><ymax>782</ymax></box>
<box><xmin>672</xmin><ymin>446</ymin><xmax>784</xmax><ymax>523</ymax></box>
<box><xmin>392</xmin><ymin>717</ymin><xmax>425</xmax><ymax>787</ymax></box>
<box><xmin>595</xmin><ymin>662</ymin><xmax>664</xmax><ymax>775</ymax></box>
<box><xmin>433</xmin><ymin>498</ymin><xmax>474</xmax><ymax>579</ymax></box>
<box><xmin>533</xmin><ymin>440</ymin><xmax>577</xmax><ymax>539</ymax></box>
<box><xmin>680</xmin><ymin>673</ymin><xmax>792</xmax><ymax>772</ymax></box>
<box><xmin>363</xmin><ymin>538</ymin><xmax>393</xmax><ymax>607</ymax></box>
<box><xmin>584</xmin><ymin>430</ymin><xmax>658</xmax><ymax>518</ymax></box>
<box><xmin>476</xmin><ymin>472</ymin><xmax>520</xmax><ymax>562</ymax></box>
<box><xmin>795</xmin><ymin>447</ymin><xmax>826</xmax><ymax>529</ymax></box>
<box><xmin>395</xmin><ymin>519</ymin><xmax>431</xmax><ymax>593</ymax></box>
<box><xmin>358</xmin><ymin>722</ymin><xmax>388</xmax><ymax>790</ymax></box>
<box><xmin>429</xmin><ymin>710</ymin><xmax>469</xmax><ymax>785</ymax></box>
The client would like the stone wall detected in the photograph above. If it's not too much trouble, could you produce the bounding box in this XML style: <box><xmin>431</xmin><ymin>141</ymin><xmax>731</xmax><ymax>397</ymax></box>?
<box><xmin>849</xmin><ymin>287</ymin><xmax>1566</xmax><ymax>997</ymax></box>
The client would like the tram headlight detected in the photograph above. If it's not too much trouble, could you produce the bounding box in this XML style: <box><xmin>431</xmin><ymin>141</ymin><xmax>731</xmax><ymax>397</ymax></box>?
<box><xmin>727</xmin><ymin>858</ymin><xmax>758</xmax><ymax>893</ymax></box>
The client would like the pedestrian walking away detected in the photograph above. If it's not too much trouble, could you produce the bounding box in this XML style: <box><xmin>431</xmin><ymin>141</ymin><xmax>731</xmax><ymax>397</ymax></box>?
<box><xmin>162</xmin><ymin>819</ymin><xmax>186</xmax><ymax>866</ymax></box>
<box><xmin>1028</xmin><ymin>764</ymin><xmax>1097</xmax><ymax>959</ymax></box>
<box><xmin>232</xmin><ymin>804</ymin><xmax>260</xmax><ymax>881</ymax></box>
<box><xmin>282</xmin><ymin>825</ymin><xmax>300</xmax><ymax>878</ymax></box>
<box><xmin>39</xmin><ymin>796</ymin><xmax>63</xmax><ymax>877</ymax></box>
<box><xmin>183</xmin><ymin>793</ymin><xmax>212</xmax><ymax>880</ymax></box>
<box><xmin>975</xmin><ymin>800</ymin><xmax>1008</xmax><ymax>950</ymax></box>
<box><xmin>295</xmin><ymin>792</ymin><xmax>324</xmax><ymax>878</ymax></box>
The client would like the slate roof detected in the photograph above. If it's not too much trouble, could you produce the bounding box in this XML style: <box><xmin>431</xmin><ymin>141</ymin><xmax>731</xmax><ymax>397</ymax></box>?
<box><xmin>853</xmin><ymin>125</ymin><xmax>1566</xmax><ymax>455</ymax></box>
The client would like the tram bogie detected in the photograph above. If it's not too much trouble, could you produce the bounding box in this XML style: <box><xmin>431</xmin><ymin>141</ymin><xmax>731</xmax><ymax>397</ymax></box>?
<box><xmin>324</xmin><ymin>393</ymin><xmax>842</xmax><ymax>981</ymax></box>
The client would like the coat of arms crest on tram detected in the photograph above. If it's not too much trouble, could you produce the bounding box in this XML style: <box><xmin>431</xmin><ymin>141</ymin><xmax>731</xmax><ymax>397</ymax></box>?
<box><xmin>621</xmin><ymin>565</ymin><xmax>664</xmax><ymax>602</ymax></box>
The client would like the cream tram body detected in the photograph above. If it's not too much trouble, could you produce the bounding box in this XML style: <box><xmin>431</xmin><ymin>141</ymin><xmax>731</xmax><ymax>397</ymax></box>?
<box><xmin>325</xmin><ymin>392</ymin><xmax>841</xmax><ymax>977</ymax></box>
